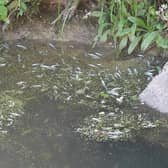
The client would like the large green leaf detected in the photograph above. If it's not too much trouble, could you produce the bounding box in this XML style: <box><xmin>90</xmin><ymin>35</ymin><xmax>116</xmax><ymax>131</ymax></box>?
<box><xmin>141</xmin><ymin>31</ymin><xmax>159</xmax><ymax>51</ymax></box>
<box><xmin>0</xmin><ymin>0</ymin><xmax>6</xmax><ymax>5</ymax></box>
<box><xmin>128</xmin><ymin>36</ymin><xmax>142</xmax><ymax>54</ymax></box>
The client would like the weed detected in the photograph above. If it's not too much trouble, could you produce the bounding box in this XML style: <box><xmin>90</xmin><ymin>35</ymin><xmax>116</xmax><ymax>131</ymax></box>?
<box><xmin>92</xmin><ymin>0</ymin><xmax>168</xmax><ymax>54</ymax></box>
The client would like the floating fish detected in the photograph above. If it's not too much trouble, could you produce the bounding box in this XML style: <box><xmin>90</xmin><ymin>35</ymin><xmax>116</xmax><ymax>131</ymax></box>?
<box><xmin>16</xmin><ymin>44</ymin><xmax>27</xmax><ymax>50</ymax></box>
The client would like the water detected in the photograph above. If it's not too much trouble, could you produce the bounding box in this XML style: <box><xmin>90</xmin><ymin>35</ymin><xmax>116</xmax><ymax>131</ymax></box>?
<box><xmin>0</xmin><ymin>39</ymin><xmax>168</xmax><ymax>168</ymax></box>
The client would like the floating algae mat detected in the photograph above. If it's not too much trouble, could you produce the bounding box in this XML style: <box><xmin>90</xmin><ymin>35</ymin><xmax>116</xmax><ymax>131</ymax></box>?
<box><xmin>0</xmin><ymin>39</ymin><xmax>168</xmax><ymax>168</ymax></box>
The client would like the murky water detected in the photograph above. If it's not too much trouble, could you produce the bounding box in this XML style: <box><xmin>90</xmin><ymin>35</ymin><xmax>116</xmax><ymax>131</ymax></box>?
<box><xmin>0</xmin><ymin>40</ymin><xmax>168</xmax><ymax>168</ymax></box>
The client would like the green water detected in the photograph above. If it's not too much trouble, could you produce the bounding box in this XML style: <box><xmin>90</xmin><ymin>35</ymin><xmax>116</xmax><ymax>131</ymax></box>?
<box><xmin>0</xmin><ymin>39</ymin><xmax>168</xmax><ymax>168</ymax></box>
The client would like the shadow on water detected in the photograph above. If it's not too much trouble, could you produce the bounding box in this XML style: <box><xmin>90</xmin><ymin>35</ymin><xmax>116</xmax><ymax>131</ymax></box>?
<box><xmin>0</xmin><ymin>39</ymin><xmax>168</xmax><ymax>168</ymax></box>
<box><xmin>1</xmin><ymin>96</ymin><xmax>168</xmax><ymax>168</ymax></box>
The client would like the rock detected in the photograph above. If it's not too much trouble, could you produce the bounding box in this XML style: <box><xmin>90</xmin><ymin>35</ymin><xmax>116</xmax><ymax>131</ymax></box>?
<box><xmin>139</xmin><ymin>62</ymin><xmax>168</xmax><ymax>113</ymax></box>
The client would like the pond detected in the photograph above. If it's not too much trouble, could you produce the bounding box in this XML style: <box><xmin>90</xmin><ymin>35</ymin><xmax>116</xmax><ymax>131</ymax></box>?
<box><xmin>0</xmin><ymin>39</ymin><xmax>168</xmax><ymax>168</ymax></box>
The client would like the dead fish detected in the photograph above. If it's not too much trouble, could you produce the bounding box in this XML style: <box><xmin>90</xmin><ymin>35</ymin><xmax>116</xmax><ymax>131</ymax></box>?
<box><xmin>95</xmin><ymin>52</ymin><xmax>103</xmax><ymax>56</ymax></box>
<box><xmin>92</xmin><ymin>118</ymin><xmax>101</xmax><ymax>122</ymax></box>
<box><xmin>40</xmin><ymin>64</ymin><xmax>59</xmax><ymax>70</ymax></box>
<box><xmin>2</xmin><ymin>43</ymin><xmax>9</xmax><ymax>49</ymax></box>
<box><xmin>49</xmin><ymin>43</ymin><xmax>56</xmax><ymax>49</ymax></box>
<box><xmin>88</xmin><ymin>53</ymin><xmax>100</xmax><ymax>59</ymax></box>
<box><xmin>114</xmin><ymin>72</ymin><xmax>121</xmax><ymax>78</ymax></box>
<box><xmin>31</xmin><ymin>85</ymin><xmax>42</xmax><ymax>88</ymax></box>
<box><xmin>16</xmin><ymin>81</ymin><xmax>27</xmax><ymax>85</ymax></box>
<box><xmin>88</xmin><ymin>64</ymin><xmax>98</xmax><ymax>68</ymax></box>
<box><xmin>17</xmin><ymin>54</ymin><xmax>22</xmax><ymax>63</ymax></box>
<box><xmin>32</xmin><ymin>63</ymin><xmax>40</xmax><ymax>67</ymax></box>
<box><xmin>116</xmin><ymin>96</ymin><xmax>124</xmax><ymax>104</ymax></box>
<box><xmin>100</xmin><ymin>77</ymin><xmax>107</xmax><ymax>90</ymax></box>
<box><xmin>16</xmin><ymin>44</ymin><xmax>27</xmax><ymax>50</ymax></box>
<box><xmin>107</xmin><ymin>88</ymin><xmax>121</xmax><ymax>96</ymax></box>
<box><xmin>0</xmin><ymin>63</ymin><xmax>6</xmax><ymax>67</ymax></box>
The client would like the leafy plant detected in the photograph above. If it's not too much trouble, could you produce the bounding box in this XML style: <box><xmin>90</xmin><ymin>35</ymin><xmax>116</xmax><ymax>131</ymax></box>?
<box><xmin>92</xmin><ymin>0</ymin><xmax>168</xmax><ymax>54</ymax></box>
<box><xmin>0</xmin><ymin>0</ymin><xmax>41</xmax><ymax>24</ymax></box>
<box><xmin>0</xmin><ymin>0</ymin><xmax>8</xmax><ymax>22</ymax></box>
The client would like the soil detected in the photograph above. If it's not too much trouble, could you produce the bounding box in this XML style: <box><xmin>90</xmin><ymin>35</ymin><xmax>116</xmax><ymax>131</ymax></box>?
<box><xmin>0</xmin><ymin>13</ymin><xmax>97</xmax><ymax>44</ymax></box>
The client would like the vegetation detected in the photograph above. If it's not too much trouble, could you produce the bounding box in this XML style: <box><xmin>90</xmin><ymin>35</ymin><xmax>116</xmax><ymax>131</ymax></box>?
<box><xmin>92</xmin><ymin>0</ymin><xmax>168</xmax><ymax>53</ymax></box>
<box><xmin>0</xmin><ymin>0</ymin><xmax>168</xmax><ymax>53</ymax></box>
<box><xmin>0</xmin><ymin>0</ymin><xmax>29</xmax><ymax>22</ymax></box>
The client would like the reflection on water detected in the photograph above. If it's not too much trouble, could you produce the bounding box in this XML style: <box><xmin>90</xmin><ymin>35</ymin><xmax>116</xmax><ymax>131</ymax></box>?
<box><xmin>0</xmin><ymin>40</ymin><xmax>168</xmax><ymax>168</ymax></box>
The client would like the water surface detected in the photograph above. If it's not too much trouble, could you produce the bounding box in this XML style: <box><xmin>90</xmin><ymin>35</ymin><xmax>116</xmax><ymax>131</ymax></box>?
<box><xmin>0</xmin><ymin>40</ymin><xmax>168</xmax><ymax>168</ymax></box>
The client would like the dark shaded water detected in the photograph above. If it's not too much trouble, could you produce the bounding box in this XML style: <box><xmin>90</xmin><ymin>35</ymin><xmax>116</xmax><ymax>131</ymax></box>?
<box><xmin>0</xmin><ymin>40</ymin><xmax>168</xmax><ymax>168</ymax></box>
<box><xmin>1</xmin><ymin>98</ymin><xmax>168</xmax><ymax>168</ymax></box>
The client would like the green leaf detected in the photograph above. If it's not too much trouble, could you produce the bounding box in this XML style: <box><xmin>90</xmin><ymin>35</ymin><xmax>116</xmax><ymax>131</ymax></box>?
<box><xmin>128</xmin><ymin>16</ymin><xmax>147</xmax><ymax>29</ymax></box>
<box><xmin>128</xmin><ymin>24</ymin><xmax>137</xmax><ymax>42</ymax></box>
<box><xmin>21</xmin><ymin>2</ymin><xmax>27</xmax><ymax>11</ymax></box>
<box><xmin>0</xmin><ymin>0</ymin><xmax>6</xmax><ymax>5</ymax></box>
<box><xmin>117</xmin><ymin>19</ymin><xmax>125</xmax><ymax>32</ymax></box>
<box><xmin>100</xmin><ymin>29</ymin><xmax>111</xmax><ymax>42</ymax></box>
<box><xmin>0</xmin><ymin>5</ymin><xmax>8</xmax><ymax>22</ymax></box>
<box><xmin>141</xmin><ymin>31</ymin><xmax>159</xmax><ymax>51</ymax></box>
<box><xmin>91</xmin><ymin>11</ymin><xmax>103</xmax><ymax>17</ymax></box>
<box><xmin>98</xmin><ymin>92</ymin><xmax>110</xmax><ymax>99</ymax></box>
<box><xmin>156</xmin><ymin>35</ymin><xmax>168</xmax><ymax>49</ymax></box>
<box><xmin>128</xmin><ymin>36</ymin><xmax>142</xmax><ymax>54</ymax></box>
<box><xmin>119</xmin><ymin>36</ymin><xmax>128</xmax><ymax>51</ymax></box>
<box><xmin>17</xmin><ymin>2</ymin><xmax>28</xmax><ymax>16</ymax></box>
<box><xmin>116</xmin><ymin>28</ymin><xmax>132</xmax><ymax>37</ymax></box>
<box><xmin>115</xmin><ymin>21</ymin><xmax>124</xmax><ymax>37</ymax></box>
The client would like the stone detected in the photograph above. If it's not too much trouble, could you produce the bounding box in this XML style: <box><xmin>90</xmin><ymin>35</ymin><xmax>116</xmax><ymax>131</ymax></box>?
<box><xmin>139</xmin><ymin>62</ymin><xmax>168</xmax><ymax>113</ymax></box>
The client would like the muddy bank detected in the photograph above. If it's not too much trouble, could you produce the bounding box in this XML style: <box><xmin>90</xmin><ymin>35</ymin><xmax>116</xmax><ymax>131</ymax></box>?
<box><xmin>0</xmin><ymin>14</ymin><xmax>97</xmax><ymax>44</ymax></box>
<box><xmin>0</xmin><ymin>11</ymin><xmax>167</xmax><ymax>59</ymax></box>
